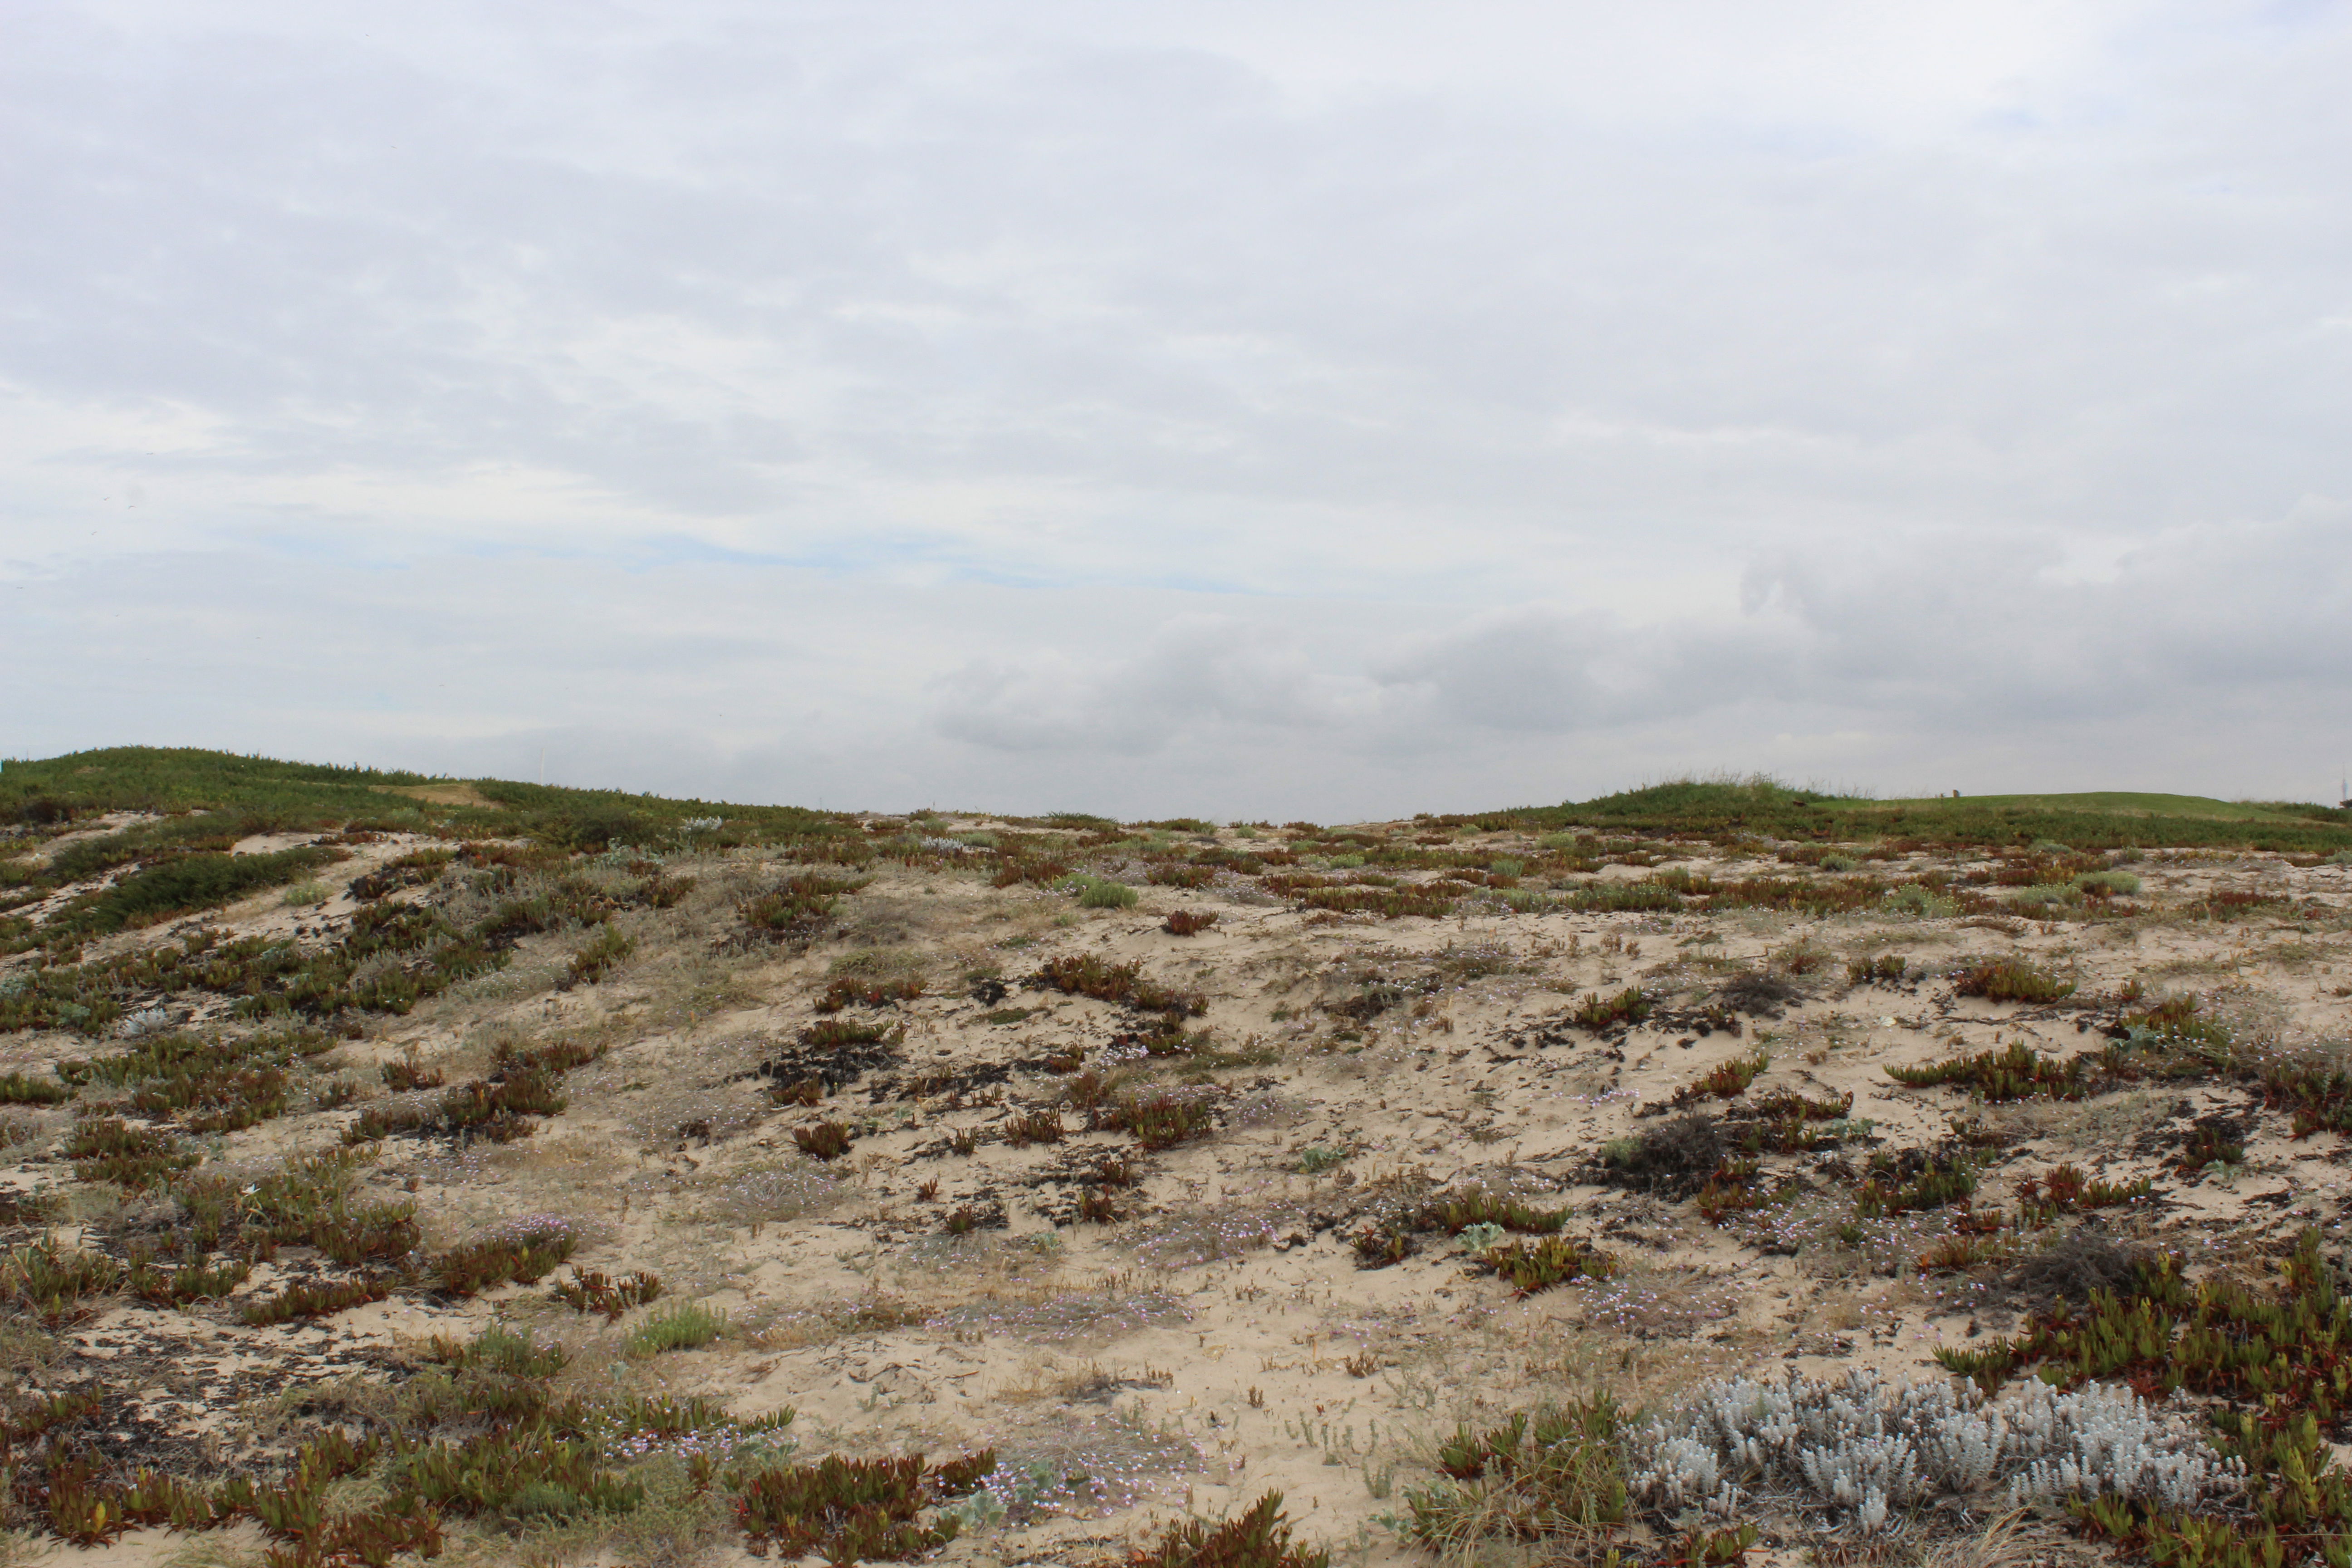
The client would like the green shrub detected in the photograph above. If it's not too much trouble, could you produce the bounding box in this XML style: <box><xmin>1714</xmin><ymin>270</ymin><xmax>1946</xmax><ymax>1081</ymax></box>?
<box><xmin>128</xmin><ymin>1257</ymin><xmax>250</xmax><ymax>1308</ymax></box>
<box><xmin>740</xmin><ymin>872</ymin><xmax>870</xmax><ymax>940</ymax></box>
<box><xmin>1882</xmin><ymin>883</ymin><xmax>1959</xmax><ymax>918</ymax></box>
<box><xmin>0</xmin><ymin>1237</ymin><xmax>124</xmax><ymax>1324</ymax></box>
<box><xmin>1571</xmin><ymin>988</ymin><xmax>1650</xmax><ymax>1032</ymax></box>
<box><xmin>627</xmin><ymin>1301</ymin><xmax>728</xmax><ymax>1355</ymax></box>
<box><xmin>1098</xmin><ymin>1090</ymin><xmax>1216</xmax><ymax>1149</ymax></box>
<box><xmin>432</xmin><ymin>1222</ymin><xmax>578</xmax><ymax>1296</ymax></box>
<box><xmin>1418</xmin><ymin>1191</ymin><xmax>1566</xmax><ymax>1236</ymax></box>
<box><xmin>731</xmin><ymin>1452</ymin><xmax>995</xmax><ymax>1561</ymax></box>
<box><xmin>1478</xmin><ymin>1236</ymin><xmax>1618</xmax><ymax>1294</ymax></box>
<box><xmin>1952</xmin><ymin>958</ymin><xmax>2076</xmax><ymax>1004</ymax></box>
<box><xmin>242</xmin><ymin>1275</ymin><xmax>392</xmax><ymax>1326</ymax></box>
<box><xmin>0</xmin><ymin>1071</ymin><xmax>70</xmax><ymax>1104</ymax></box>
<box><xmin>1404</xmin><ymin>1400</ymin><xmax>1625</xmax><ymax>1560</ymax></box>
<box><xmin>400</xmin><ymin>1420</ymin><xmax>642</xmax><ymax>1521</ymax></box>
<box><xmin>793</xmin><ymin>1121</ymin><xmax>853</xmax><ymax>1160</ymax></box>
<box><xmin>566</xmin><ymin>924</ymin><xmax>635</xmax><ymax>985</ymax></box>
<box><xmin>1940</xmin><ymin>1227</ymin><xmax>2352</xmax><ymax>1567</ymax></box>
<box><xmin>54</xmin><ymin>844</ymin><xmax>340</xmax><ymax>939</ymax></box>
<box><xmin>1854</xmin><ymin>1152</ymin><xmax>1980</xmax><ymax>1216</ymax></box>
<box><xmin>1003</xmin><ymin>1109</ymin><xmax>1064</xmax><ymax>1147</ymax></box>
<box><xmin>2073</xmin><ymin>868</ymin><xmax>2142</xmax><ymax>897</ymax></box>
<box><xmin>1034</xmin><ymin>954</ymin><xmax>1203</xmax><ymax>1016</ymax></box>
<box><xmin>64</xmin><ymin>1117</ymin><xmax>199</xmax><ymax>1188</ymax></box>
<box><xmin>1059</xmin><ymin>874</ymin><xmax>1139</xmax><ymax>909</ymax></box>
<box><xmin>1662</xmin><ymin>1049</ymin><xmax>1770</xmax><ymax>1108</ymax></box>
<box><xmin>281</xmin><ymin>881</ymin><xmax>332</xmax><ymax>907</ymax></box>
<box><xmin>1131</xmin><ymin>1490</ymin><xmax>1326</xmax><ymax>1568</ymax></box>
<box><xmin>347</xmin><ymin>1044</ymin><xmax>598</xmax><ymax>1146</ymax></box>
<box><xmin>550</xmin><ymin>1269</ymin><xmax>663</xmax><ymax>1321</ymax></box>
<box><xmin>1886</xmin><ymin>1040</ymin><xmax>2088</xmax><ymax>1101</ymax></box>
<box><xmin>1294</xmin><ymin>884</ymin><xmax>1460</xmax><ymax>919</ymax></box>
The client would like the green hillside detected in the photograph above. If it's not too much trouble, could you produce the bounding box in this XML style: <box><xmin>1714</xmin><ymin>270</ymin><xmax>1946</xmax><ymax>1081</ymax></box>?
<box><xmin>1459</xmin><ymin>777</ymin><xmax>2352</xmax><ymax>851</ymax></box>
<box><xmin>0</xmin><ymin>745</ymin><xmax>845</xmax><ymax>847</ymax></box>
<box><xmin>0</xmin><ymin>747</ymin><xmax>870</xmax><ymax>953</ymax></box>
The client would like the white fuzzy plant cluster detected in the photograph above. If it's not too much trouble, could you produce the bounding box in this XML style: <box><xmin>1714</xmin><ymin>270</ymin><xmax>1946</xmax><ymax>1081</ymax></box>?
<box><xmin>1632</xmin><ymin>1369</ymin><xmax>2241</xmax><ymax>1535</ymax></box>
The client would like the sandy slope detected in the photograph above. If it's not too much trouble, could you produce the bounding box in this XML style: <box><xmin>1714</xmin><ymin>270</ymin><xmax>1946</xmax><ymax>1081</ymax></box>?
<box><xmin>2</xmin><ymin>815</ymin><xmax>2348</xmax><ymax>1568</ymax></box>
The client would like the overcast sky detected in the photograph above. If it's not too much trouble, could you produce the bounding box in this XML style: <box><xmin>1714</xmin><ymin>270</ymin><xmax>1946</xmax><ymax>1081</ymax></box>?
<box><xmin>5</xmin><ymin>1</ymin><xmax>2349</xmax><ymax>818</ymax></box>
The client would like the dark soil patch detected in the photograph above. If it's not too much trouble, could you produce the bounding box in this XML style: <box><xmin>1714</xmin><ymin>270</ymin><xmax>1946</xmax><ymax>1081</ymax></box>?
<box><xmin>1713</xmin><ymin>970</ymin><xmax>1806</xmax><ymax>1019</ymax></box>
<box><xmin>756</xmin><ymin>1039</ymin><xmax>903</xmax><ymax>1096</ymax></box>
<box><xmin>2002</xmin><ymin>1229</ymin><xmax>2154</xmax><ymax>1312</ymax></box>
<box><xmin>1584</xmin><ymin>1113</ymin><xmax>1725</xmax><ymax>1198</ymax></box>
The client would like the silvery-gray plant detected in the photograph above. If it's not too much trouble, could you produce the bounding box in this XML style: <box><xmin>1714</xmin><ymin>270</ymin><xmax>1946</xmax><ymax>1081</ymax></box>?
<box><xmin>1631</xmin><ymin>1369</ymin><xmax>2241</xmax><ymax>1535</ymax></box>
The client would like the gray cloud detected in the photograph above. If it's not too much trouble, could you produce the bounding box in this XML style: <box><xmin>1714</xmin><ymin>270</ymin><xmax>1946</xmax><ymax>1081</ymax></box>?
<box><xmin>5</xmin><ymin>2</ymin><xmax>2350</xmax><ymax>811</ymax></box>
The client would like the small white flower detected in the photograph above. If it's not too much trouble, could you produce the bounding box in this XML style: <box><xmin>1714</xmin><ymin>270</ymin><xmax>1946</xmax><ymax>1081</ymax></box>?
<box><xmin>241</xmin><ymin>1184</ymin><xmax>260</xmax><ymax>1196</ymax></box>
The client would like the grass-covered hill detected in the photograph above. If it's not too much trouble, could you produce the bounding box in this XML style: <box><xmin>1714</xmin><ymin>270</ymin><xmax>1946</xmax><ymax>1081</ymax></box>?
<box><xmin>1456</xmin><ymin>776</ymin><xmax>2352</xmax><ymax>853</ymax></box>
<box><xmin>0</xmin><ymin>746</ymin><xmax>846</xmax><ymax>848</ymax></box>
<box><xmin>6</xmin><ymin>750</ymin><xmax>2347</xmax><ymax>962</ymax></box>
<box><xmin>10</xmin><ymin>748</ymin><xmax>2344</xmax><ymax>855</ymax></box>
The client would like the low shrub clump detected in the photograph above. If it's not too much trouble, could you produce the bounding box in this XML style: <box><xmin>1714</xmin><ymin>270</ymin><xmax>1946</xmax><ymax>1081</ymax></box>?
<box><xmin>1034</xmin><ymin>955</ymin><xmax>1204</xmax><ymax>1017</ymax></box>
<box><xmin>1854</xmin><ymin>1150</ymin><xmax>1980</xmax><ymax>1216</ymax></box>
<box><xmin>431</xmin><ymin>1220</ymin><xmax>579</xmax><ymax>1296</ymax></box>
<box><xmin>1404</xmin><ymin>1400</ymin><xmax>1627</xmax><ymax>1562</ymax></box>
<box><xmin>242</xmin><ymin>1275</ymin><xmax>394</xmax><ymax>1326</ymax></box>
<box><xmin>626</xmin><ymin>1300</ymin><xmax>728</xmax><ymax>1355</ymax></box>
<box><xmin>794</xmin><ymin>1121</ymin><xmax>853</xmax><ymax>1161</ymax></box>
<box><xmin>815</xmin><ymin>975</ymin><xmax>926</xmax><ymax>1012</ymax></box>
<box><xmin>1095</xmin><ymin>1089</ymin><xmax>1216</xmax><ymax>1149</ymax></box>
<box><xmin>1886</xmin><ymin>1040</ymin><xmax>2092</xmax><ymax>1102</ymax></box>
<box><xmin>740</xmin><ymin>872</ymin><xmax>871</xmax><ymax>941</ymax></box>
<box><xmin>347</xmin><ymin>1039</ymin><xmax>603</xmax><ymax>1146</ymax></box>
<box><xmin>1164</xmin><ymin>909</ymin><xmax>1220</xmax><ymax>936</ymax></box>
<box><xmin>1477</xmin><ymin>1235</ymin><xmax>1618</xmax><ymax>1295</ymax></box>
<box><xmin>565</xmin><ymin>925</ymin><xmax>635</xmax><ymax>985</ymax></box>
<box><xmin>1847</xmin><ymin>954</ymin><xmax>1907</xmax><ymax>985</ymax></box>
<box><xmin>1002</xmin><ymin>1109</ymin><xmax>1064</xmax><ymax>1147</ymax></box>
<box><xmin>127</xmin><ymin>1256</ymin><xmax>250</xmax><ymax>1307</ymax></box>
<box><xmin>0</xmin><ymin>1238</ymin><xmax>124</xmax><ymax>1324</ymax></box>
<box><xmin>732</xmin><ymin>1450</ymin><xmax>995</xmax><ymax>1560</ymax></box>
<box><xmin>1729</xmin><ymin>1088</ymin><xmax>1857</xmax><ymax>1155</ymax></box>
<box><xmin>1060</xmin><ymin>874</ymin><xmax>1140</xmax><ymax>909</ymax></box>
<box><xmin>799</xmin><ymin>1017</ymin><xmax>903</xmax><ymax>1052</ymax></box>
<box><xmin>64</xmin><ymin>1118</ymin><xmax>199</xmax><ymax>1188</ymax></box>
<box><xmin>1293</xmin><ymin>885</ymin><xmax>1460</xmax><ymax>919</ymax></box>
<box><xmin>1132</xmin><ymin>1489</ymin><xmax>1327</xmax><ymax>1568</ymax></box>
<box><xmin>1952</xmin><ymin>958</ymin><xmax>2077</xmax><ymax>1004</ymax></box>
<box><xmin>1417</xmin><ymin>1191</ymin><xmax>1567</xmax><ymax>1236</ymax></box>
<box><xmin>381</xmin><ymin>1058</ymin><xmax>446</xmax><ymax>1092</ymax></box>
<box><xmin>2014</xmin><ymin>1163</ymin><xmax>2152</xmax><ymax>1222</ymax></box>
<box><xmin>1571</xmin><ymin>988</ymin><xmax>1650</xmax><ymax>1033</ymax></box>
<box><xmin>551</xmin><ymin>1268</ymin><xmax>663</xmax><ymax>1321</ymax></box>
<box><xmin>1662</xmin><ymin>1049</ymin><xmax>1770</xmax><ymax>1110</ymax></box>
<box><xmin>1633</xmin><ymin>1369</ymin><xmax>2235</xmax><ymax>1536</ymax></box>
<box><xmin>0</xmin><ymin>1071</ymin><xmax>71</xmax><ymax>1104</ymax></box>
<box><xmin>1590</xmin><ymin>1115</ymin><xmax>1725</xmax><ymax>1198</ymax></box>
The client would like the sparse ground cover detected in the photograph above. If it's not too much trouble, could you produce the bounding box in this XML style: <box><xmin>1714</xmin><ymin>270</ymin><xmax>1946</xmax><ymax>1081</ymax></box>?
<box><xmin>0</xmin><ymin>755</ymin><xmax>2349</xmax><ymax>1567</ymax></box>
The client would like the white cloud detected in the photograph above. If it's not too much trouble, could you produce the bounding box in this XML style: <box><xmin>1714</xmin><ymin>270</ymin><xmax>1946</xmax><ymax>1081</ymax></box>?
<box><xmin>4</xmin><ymin>1</ymin><xmax>2350</xmax><ymax>812</ymax></box>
